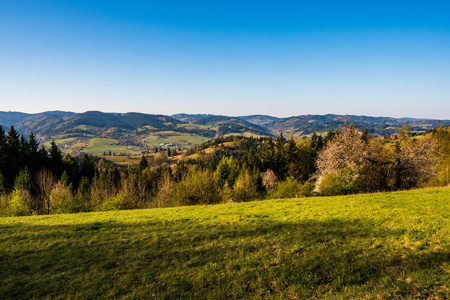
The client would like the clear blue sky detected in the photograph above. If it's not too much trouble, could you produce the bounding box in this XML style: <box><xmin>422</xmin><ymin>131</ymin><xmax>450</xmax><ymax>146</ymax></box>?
<box><xmin>1</xmin><ymin>1</ymin><xmax>449</xmax><ymax>118</ymax></box>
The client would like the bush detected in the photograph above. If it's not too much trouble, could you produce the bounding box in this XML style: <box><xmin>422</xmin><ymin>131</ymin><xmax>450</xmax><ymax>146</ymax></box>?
<box><xmin>270</xmin><ymin>177</ymin><xmax>302</xmax><ymax>199</ymax></box>
<box><xmin>233</xmin><ymin>171</ymin><xmax>258</xmax><ymax>202</ymax></box>
<box><xmin>7</xmin><ymin>189</ymin><xmax>32</xmax><ymax>216</ymax></box>
<box><xmin>300</xmin><ymin>178</ymin><xmax>315</xmax><ymax>197</ymax></box>
<box><xmin>50</xmin><ymin>182</ymin><xmax>84</xmax><ymax>214</ymax></box>
<box><xmin>173</xmin><ymin>167</ymin><xmax>221</xmax><ymax>206</ymax></box>
<box><xmin>101</xmin><ymin>191</ymin><xmax>134</xmax><ymax>211</ymax></box>
<box><xmin>318</xmin><ymin>172</ymin><xmax>360</xmax><ymax>196</ymax></box>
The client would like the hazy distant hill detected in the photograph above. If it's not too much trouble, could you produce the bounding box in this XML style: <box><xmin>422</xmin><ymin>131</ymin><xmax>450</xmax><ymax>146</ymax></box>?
<box><xmin>265</xmin><ymin>114</ymin><xmax>450</xmax><ymax>137</ymax></box>
<box><xmin>0</xmin><ymin>111</ymin><xmax>31</xmax><ymax>127</ymax></box>
<box><xmin>171</xmin><ymin>113</ymin><xmax>218</xmax><ymax>123</ymax></box>
<box><xmin>237</xmin><ymin>115</ymin><xmax>280</xmax><ymax>126</ymax></box>
<box><xmin>191</xmin><ymin>116</ymin><xmax>271</xmax><ymax>136</ymax></box>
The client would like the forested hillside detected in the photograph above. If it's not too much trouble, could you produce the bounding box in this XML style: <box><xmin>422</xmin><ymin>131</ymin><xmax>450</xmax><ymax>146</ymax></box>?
<box><xmin>1</xmin><ymin>111</ymin><xmax>449</xmax><ymax>156</ymax></box>
<box><xmin>1</xmin><ymin>122</ymin><xmax>449</xmax><ymax>217</ymax></box>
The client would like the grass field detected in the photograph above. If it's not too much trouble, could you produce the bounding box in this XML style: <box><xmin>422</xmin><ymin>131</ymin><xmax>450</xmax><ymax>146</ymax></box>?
<box><xmin>1</xmin><ymin>188</ymin><xmax>450</xmax><ymax>299</ymax></box>
<box><xmin>141</xmin><ymin>131</ymin><xmax>209</xmax><ymax>149</ymax></box>
<box><xmin>81</xmin><ymin>138</ymin><xmax>142</xmax><ymax>155</ymax></box>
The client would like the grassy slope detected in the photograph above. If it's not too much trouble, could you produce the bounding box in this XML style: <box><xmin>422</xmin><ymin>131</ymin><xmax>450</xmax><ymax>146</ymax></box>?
<box><xmin>141</xmin><ymin>131</ymin><xmax>209</xmax><ymax>148</ymax></box>
<box><xmin>1</xmin><ymin>188</ymin><xmax>449</xmax><ymax>299</ymax></box>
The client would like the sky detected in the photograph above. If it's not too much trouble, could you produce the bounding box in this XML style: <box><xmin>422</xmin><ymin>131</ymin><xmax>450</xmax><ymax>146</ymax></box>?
<box><xmin>0</xmin><ymin>1</ymin><xmax>449</xmax><ymax>119</ymax></box>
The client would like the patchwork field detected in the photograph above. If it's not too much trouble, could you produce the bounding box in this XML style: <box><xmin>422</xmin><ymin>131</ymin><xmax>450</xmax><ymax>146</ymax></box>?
<box><xmin>1</xmin><ymin>188</ymin><xmax>449</xmax><ymax>299</ymax></box>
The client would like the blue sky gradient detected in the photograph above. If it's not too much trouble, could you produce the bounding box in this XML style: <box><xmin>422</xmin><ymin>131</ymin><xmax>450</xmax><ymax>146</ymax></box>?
<box><xmin>1</xmin><ymin>1</ymin><xmax>449</xmax><ymax>118</ymax></box>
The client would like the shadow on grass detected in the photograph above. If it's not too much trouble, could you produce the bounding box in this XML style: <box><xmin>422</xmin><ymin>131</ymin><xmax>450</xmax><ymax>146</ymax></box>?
<box><xmin>1</xmin><ymin>217</ymin><xmax>449</xmax><ymax>298</ymax></box>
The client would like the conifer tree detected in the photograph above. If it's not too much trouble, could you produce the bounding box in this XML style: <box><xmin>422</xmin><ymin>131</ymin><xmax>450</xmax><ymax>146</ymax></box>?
<box><xmin>139</xmin><ymin>155</ymin><xmax>148</xmax><ymax>170</ymax></box>
<box><xmin>80</xmin><ymin>154</ymin><xmax>96</xmax><ymax>182</ymax></box>
<box><xmin>49</xmin><ymin>140</ymin><xmax>63</xmax><ymax>178</ymax></box>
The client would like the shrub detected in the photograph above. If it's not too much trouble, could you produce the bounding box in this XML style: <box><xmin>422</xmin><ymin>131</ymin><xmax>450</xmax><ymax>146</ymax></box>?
<box><xmin>270</xmin><ymin>177</ymin><xmax>302</xmax><ymax>199</ymax></box>
<box><xmin>7</xmin><ymin>189</ymin><xmax>32</xmax><ymax>217</ymax></box>
<box><xmin>173</xmin><ymin>167</ymin><xmax>221</xmax><ymax>206</ymax></box>
<box><xmin>233</xmin><ymin>170</ymin><xmax>258</xmax><ymax>202</ymax></box>
<box><xmin>50</xmin><ymin>182</ymin><xmax>84</xmax><ymax>214</ymax></box>
<box><xmin>300</xmin><ymin>178</ymin><xmax>315</xmax><ymax>197</ymax></box>
<box><xmin>101</xmin><ymin>191</ymin><xmax>133</xmax><ymax>211</ymax></box>
<box><xmin>318</xmin><ymin>172</ymin><xmax>360</xmax><ymax>196</ymax></box>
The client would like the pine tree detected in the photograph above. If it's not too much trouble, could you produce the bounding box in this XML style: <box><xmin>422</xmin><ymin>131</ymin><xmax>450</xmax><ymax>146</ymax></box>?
<box><xmin>139</xmin><ymin>155</ymin><xmax>148</xmax><ymax>170</ymax></box>
<box><xmin>4</xmin><ymin>126</ymin><xmax>21</xmax><ymax>190</ymax></box>
<box><xmin>80</xmin><ymin>154</ymin><xmax>96</xmax><ymax>182</ymax></box>
<box><xmin>49</xmin><ymin>140</ymin><xmax>63</xmax><ymax>178</ymax></box>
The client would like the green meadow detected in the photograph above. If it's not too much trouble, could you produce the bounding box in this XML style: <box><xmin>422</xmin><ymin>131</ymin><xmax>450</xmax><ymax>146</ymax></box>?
<box><xmin>142</xmin><ymin>131</ymin><xmax>209</xmax><ymax>148</ymax></box>
<box><xmin>81</xmin><ymin>138</ymin><xmax>142</xmax><ymax>155</ymax></box>
<box><xmin>1</xmin><ymin>188</ymin><xmax>449</xmax><ymax>299</ymax></box>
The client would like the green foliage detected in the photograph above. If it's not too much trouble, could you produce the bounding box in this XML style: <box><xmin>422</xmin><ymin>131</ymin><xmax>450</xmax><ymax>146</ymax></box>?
<box><xmin>300</xmin><ymin>178</ymin><xmax>315</xmax><ymax>197</ymax></box>
<box><xmin>232</xmin><ymin>170</ymin><xmax>258</xmax><ymax>202</ymax></box>
<box><xmin>318</xmin><ymin>171</ymin><xmax>360</xmax><ymax>196</ymax></box>
<box><xmin>173</xmin><ymin>166</ymin><xmax>221</xmax><ymax>206</ymax></box>
<box><xmin>214</xmin><ymin>156</ymin><xmax>240</xmax><ymax>187</ymax></box>
<box><xmin>138</xmin><ymin>155</ymin><xmax>148</xmax><ymax>170</ymax></box>
<box><xmin>100</xmin><ymin>191</ymin><xmax>134</xmax><ymax>211</ymax></box>
<box><xmin>399</xmin><ymin>123</ymin><xmax>411</xmax><ymax>138</ymax></box>
<box><xmin>270</xmin><ymin>176</ymin><xmax>302</xmax><ymax>199</ymax></box>
<box><xmin>80</xmin><ymin>154</ymin><xmax>96</xmax><ymax>182</ymax></box>
<box><xmin>428</xmin><ymin>126</ymin><xmax>450</xmax><ymax>187</ymax></box>
<box><xmin>50</xmin><ymin>182</ymin><xmax>83</xmax><ymax>214</ymax></box>
<box><xmin>14</xmin><ymin>168</ymin><xmax>32</xmax><ymax>192</ymax></box>
<box><xmin>7</xmin><ymin>189</ymin><xmax>31</xmax><ymax>216</ymax></box>
<box><xmin>49</xmin><ymin>140</ymin><xmax>63</xmax><ymax>178</ymax></box>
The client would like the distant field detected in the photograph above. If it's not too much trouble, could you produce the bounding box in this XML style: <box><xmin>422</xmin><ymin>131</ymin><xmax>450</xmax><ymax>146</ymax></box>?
<box><xmin>142</xmin><ymin>131</ymin><xmax>209</xmax><ymax>148</ymax></box>
<box><xmin>81</xmin><ymin>138</ymin><xmax>142</xmax><ymax>155</ymax></box>
<box><xmin>1</xmin><ymin>188</ymin><xmax>449</xmax><ymax>298</ymax></box>
<box><xmin>223</xmin><ymin>132</ymin><xmax>266</xmax><ymax>138</ymax></box>
<box><xmin>43</xmin><ymin>137</ymin><xmax>78</xmax><ymax>146</ymax></box>
<box><xmin>99</xmin><ymin>154</ymin><xmax>143</xmax><ymax>166</ymax></box>
<box><xmin>176</xmin><ymin>124</ymin><xmax>213</xmax><ymax>130</ymax></box>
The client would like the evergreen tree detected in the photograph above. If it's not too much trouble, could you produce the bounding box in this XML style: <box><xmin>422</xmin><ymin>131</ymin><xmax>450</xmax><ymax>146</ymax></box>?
<box><xmin>14</xmin><ymin>168</ymin><xmax>32</xmax><ymax>192</ymax></box>
<box><xmin>139</xmin><ymin>155</ymin><xmax>148</xmax><ymax>170</ymax></box>
<box><xmin>0</xmin><ymin>126</ymin><xmax>6</xmax><ymax>187</ymax></box>
<box><xmin>49</xmin><ymin>140</ymin><xmax>63</xmax><ymax>178</ymax></box>
<box><xmin>361</xmin><ymin>129</ymin><xmax>370</xmax><ymax>144</ymax></box>
<box><xmin>214</xmin><ymin>156</ymin><xmax>240</xmax><ymax>187</ymax></box>
<box><xmin>62</xmin><ymin>154</ymin><xmax>80</xmax><ymax>189</ymax></box>
<box><xmin>4</xmin><ymin>126</ymin><xmax>22</xmax><ymax>190</ymax></box>
<box><xmin>24</xmin><ymin>132</ymin><xmax>40</xmax><ymax>177</ymax></box>
<box><xmin>80</xmin><ymin>154</ymin><xmax>96</xmax><ymax>182</ymax></box>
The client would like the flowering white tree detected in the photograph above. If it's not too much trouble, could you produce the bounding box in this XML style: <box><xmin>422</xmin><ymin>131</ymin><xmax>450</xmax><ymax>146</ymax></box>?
<box><xmin>316</xmin><ymin>124</ymin><xmax>368</xmax><ymax>184</ymax></box>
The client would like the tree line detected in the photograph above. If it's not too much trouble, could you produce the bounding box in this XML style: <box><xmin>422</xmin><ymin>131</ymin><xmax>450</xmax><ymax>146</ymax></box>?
<box><xmin>0</xmin><ymin>123</ymin><xmax>447</xmax><ymax>216</ymax></box>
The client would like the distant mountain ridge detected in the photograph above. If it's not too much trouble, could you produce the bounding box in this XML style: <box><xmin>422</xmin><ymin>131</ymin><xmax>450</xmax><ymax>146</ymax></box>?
<box><xmin>0</xmin><ymin>111</ymin><xmax>449</xmax><ymax>154</ymax></box>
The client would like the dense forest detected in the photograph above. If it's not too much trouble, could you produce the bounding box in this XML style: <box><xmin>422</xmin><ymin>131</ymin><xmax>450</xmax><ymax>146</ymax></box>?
<box><xmin>0</xmin><ymin>123</ymin><xmax>449</xmax><ymax>217</ymax></box>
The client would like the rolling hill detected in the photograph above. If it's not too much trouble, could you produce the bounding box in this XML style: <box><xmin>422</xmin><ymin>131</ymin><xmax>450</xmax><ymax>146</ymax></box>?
<box><xmin>0</xmin><ymin>110</ymin><xmax>449</xmax><ymax>155</ymax></box>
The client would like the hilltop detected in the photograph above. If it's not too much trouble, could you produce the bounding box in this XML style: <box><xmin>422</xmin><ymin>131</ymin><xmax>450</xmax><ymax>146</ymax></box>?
<box><xmin>0</xmin><ymin>111</ymin><xmax>449</xmax><ymax>155</ymax></box>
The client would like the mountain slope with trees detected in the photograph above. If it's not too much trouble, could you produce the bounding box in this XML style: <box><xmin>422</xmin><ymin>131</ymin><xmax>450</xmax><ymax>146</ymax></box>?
<box><xmin>0</xmin><ymin>111</ymin><xmax>449</xmax><ymax>155</ymax></box>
